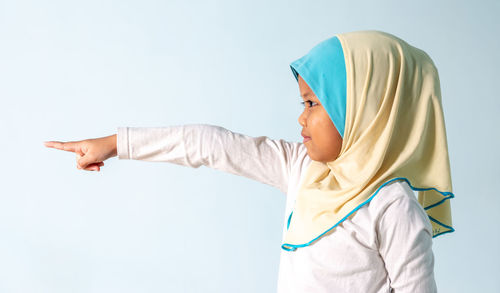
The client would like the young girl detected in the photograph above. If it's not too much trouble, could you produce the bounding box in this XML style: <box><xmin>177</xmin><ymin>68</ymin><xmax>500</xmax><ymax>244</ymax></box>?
<box><xmin>44</xmin><ymin>30</ymin><xmax>454</xmax><ymax>292</ymax></box>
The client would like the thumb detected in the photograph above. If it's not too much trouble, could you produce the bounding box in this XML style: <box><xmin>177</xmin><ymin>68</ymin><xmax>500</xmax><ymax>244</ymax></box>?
<box><xmin>77</xmin><ymin>154</ymin><xmax>97</xmax><ymax>169</ymax></box>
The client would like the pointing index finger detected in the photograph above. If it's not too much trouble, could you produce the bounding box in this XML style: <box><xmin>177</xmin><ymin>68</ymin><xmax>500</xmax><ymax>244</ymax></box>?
<box><xmin>44</xmin><ymin>141</ymin><xmax>80</xmax><ymax>153</ymax></box>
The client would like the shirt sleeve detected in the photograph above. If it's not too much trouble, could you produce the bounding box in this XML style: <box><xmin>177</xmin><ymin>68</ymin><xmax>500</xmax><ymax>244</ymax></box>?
<box><xmin>116</xmin><ymin>124</ymin><xmax>304</xmax><ymax>194</ymax></box>
<box><xmin>376</xmin><ymin>189</ymin><xmax>438</xmax><ymax>293</ymax></box>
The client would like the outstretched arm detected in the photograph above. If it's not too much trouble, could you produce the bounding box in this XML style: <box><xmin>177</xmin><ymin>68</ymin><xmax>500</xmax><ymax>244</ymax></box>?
<box><xmin>117</xmin><ymin>124</ymin><xmax>304</xmax><ymax>194</ymax></box>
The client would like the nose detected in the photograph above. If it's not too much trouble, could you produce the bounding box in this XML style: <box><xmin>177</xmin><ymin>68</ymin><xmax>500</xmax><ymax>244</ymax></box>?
<box><xmin>298</xmin><ymin>108</ymin><xmax>307</xmax><ymax>127</ymax></box>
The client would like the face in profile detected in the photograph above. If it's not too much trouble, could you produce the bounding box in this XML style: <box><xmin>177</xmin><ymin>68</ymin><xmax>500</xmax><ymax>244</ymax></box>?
<box><xmin>297</xmin><ymin>75</ymin><xmax>343</xmax><ymax>163</ymax></box>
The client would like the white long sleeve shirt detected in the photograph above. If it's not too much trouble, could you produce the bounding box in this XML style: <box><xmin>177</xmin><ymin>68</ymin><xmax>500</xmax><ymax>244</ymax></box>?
<box><xmin>116</xmin><ymin>124</ymin><xmax>437</xmax><ymax>293</ymax></box>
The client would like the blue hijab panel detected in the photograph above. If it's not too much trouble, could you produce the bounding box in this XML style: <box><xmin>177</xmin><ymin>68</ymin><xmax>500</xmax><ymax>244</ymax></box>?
<box><xmin>290</xmin><ymin>36</ymin><xmax>347</xmax><ymax>139</ymax></box>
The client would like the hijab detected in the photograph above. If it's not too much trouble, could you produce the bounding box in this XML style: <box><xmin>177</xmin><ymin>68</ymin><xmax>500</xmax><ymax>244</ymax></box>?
<box><xmin>282</xmin><ymin>30</ymin><xmax>454</xmax><ymax>251</ymax></box>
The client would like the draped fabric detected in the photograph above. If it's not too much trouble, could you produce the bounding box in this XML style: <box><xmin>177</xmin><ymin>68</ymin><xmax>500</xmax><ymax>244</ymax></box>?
<box><xmin>282</xmin><ymin>30</ymin><xmax>454</xmax><ymax>251</ymax></box>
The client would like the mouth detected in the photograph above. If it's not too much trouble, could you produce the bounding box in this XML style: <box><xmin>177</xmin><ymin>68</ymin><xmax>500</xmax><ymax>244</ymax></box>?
<box><xmin>301</xmin><ymin>133</ymin><xmax>311</xmax><ymax>143</ymax></box>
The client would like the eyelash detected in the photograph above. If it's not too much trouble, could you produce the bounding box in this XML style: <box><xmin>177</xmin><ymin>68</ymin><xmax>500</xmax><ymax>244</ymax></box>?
<box><xmin>300</xmin><ymin>100</ymin><xmax>318</xmax><ymax>108</ymax></box>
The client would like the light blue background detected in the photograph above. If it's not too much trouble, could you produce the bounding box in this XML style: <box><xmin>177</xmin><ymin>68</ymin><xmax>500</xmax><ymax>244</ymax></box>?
<box><xmin>1</xmin><ymin>0</ymin><xmax>498</xmax><ymax>292</ymax></box>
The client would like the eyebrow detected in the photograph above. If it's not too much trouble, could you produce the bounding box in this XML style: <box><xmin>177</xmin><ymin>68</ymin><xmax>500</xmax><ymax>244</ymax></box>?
<box><xmin>302</xmin><ymin>92</ymin><xmax>319</xmax><ymax>101</ymax></box>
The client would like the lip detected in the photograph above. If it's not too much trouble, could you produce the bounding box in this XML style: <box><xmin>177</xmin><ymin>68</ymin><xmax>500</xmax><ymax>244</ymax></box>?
<box><xmin>301</xmin><ymin>132</ymin><xmax>311</xmax><ymax>143</ymax></box>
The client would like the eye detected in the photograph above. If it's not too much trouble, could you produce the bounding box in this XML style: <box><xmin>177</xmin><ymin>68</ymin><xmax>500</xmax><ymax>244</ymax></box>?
<box><xmin>300</xmin><ymin>100</ymin><xmax>318</xmax><ymax>108</ymax></box>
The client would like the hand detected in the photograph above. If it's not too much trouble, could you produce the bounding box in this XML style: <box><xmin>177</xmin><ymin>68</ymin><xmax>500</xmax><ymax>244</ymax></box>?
<box><xmin>44</xmin><ymin>134</ymin><xmax>117</xmax><ymax>172</ymax></box>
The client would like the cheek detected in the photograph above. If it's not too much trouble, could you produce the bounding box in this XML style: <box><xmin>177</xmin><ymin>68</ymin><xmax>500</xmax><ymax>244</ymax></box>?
<box><xmin>310</xmin><ymin>113</ymin><xmax>341</xmax><ymax>148</ymax></box>
<box><xmin>308</xmin><ymin>111</ymin><xmax>324</xmax><ymax>128</ymax></box>
<box><xmin>310</xmin><ymin>112</ymin><xmax>334</xmax><ymax>136</ymax></box>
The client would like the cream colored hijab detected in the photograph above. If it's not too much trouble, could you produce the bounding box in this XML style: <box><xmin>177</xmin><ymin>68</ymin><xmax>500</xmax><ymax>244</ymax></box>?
<box><xmin>282</xmin><ymin>30</ymin><xmax>454</xmax><ymax>251</ymax></box>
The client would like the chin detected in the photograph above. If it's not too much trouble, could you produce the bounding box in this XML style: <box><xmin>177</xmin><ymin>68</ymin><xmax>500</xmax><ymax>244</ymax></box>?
<box><xmin>307</xmin><ymin>151</ymin><xmax>337</xmax><ymax>163</ymax></box>
<box><xmin>307</xmin><ymin>151</ymin><xmax>321</xmax><ymax>162</ymax></box>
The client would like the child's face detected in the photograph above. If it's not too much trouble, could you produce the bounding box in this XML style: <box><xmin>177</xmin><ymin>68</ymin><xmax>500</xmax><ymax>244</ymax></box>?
<box><xmin>298</xmin><ymin>75</ymin><xmax>343</xmax><ymax>163</ymax></box>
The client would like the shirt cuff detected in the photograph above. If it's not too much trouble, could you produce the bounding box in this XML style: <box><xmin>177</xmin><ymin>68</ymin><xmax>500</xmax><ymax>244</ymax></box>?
<box><xmin>117</xmin><ymin>127</ymin><xmax>130</xmax><ymax>160</ymax></box>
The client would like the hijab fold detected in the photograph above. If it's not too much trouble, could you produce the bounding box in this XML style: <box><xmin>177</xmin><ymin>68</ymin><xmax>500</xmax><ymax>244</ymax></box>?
<box><xmin>282</xmin><ymin>30</ymin><xmax>454</xmax><ymax>251</ymax></box>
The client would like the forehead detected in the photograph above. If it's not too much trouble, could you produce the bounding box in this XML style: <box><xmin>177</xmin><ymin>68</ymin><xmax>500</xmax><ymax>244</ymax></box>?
<box><xmin>298</xmin><ymin>76</ymin><xmax>318</xmax><ymax>100</ymax></box>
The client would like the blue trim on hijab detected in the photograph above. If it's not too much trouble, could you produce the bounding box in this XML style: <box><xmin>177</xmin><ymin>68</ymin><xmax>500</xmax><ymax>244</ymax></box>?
<box><xmin>281</xmin><ymin>177</ymin><xmax>455</xmax><ymax>251</ymax></box>
<box><xmin>290</xmin><ymin>36</ymin><xmax>347</xmax><ymax>139</ymax></box>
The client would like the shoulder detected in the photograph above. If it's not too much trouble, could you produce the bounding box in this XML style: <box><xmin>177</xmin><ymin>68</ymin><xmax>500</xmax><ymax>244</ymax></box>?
<box><xmin>369</xmin><ymin>179</ymin><xmax>433</xmax><ymax>237</ymax></box>
<box><xmin>369</xmin><ymin>179</ymin><xmax>419</xmax><ymax>213</ymax></box>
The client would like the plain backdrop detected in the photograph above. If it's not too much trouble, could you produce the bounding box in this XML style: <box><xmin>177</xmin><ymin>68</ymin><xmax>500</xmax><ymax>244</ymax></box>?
<box><xmin>1</xmin><ymin>0</ymin><xmax>498</xmax><ymax>292</ymax></box>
